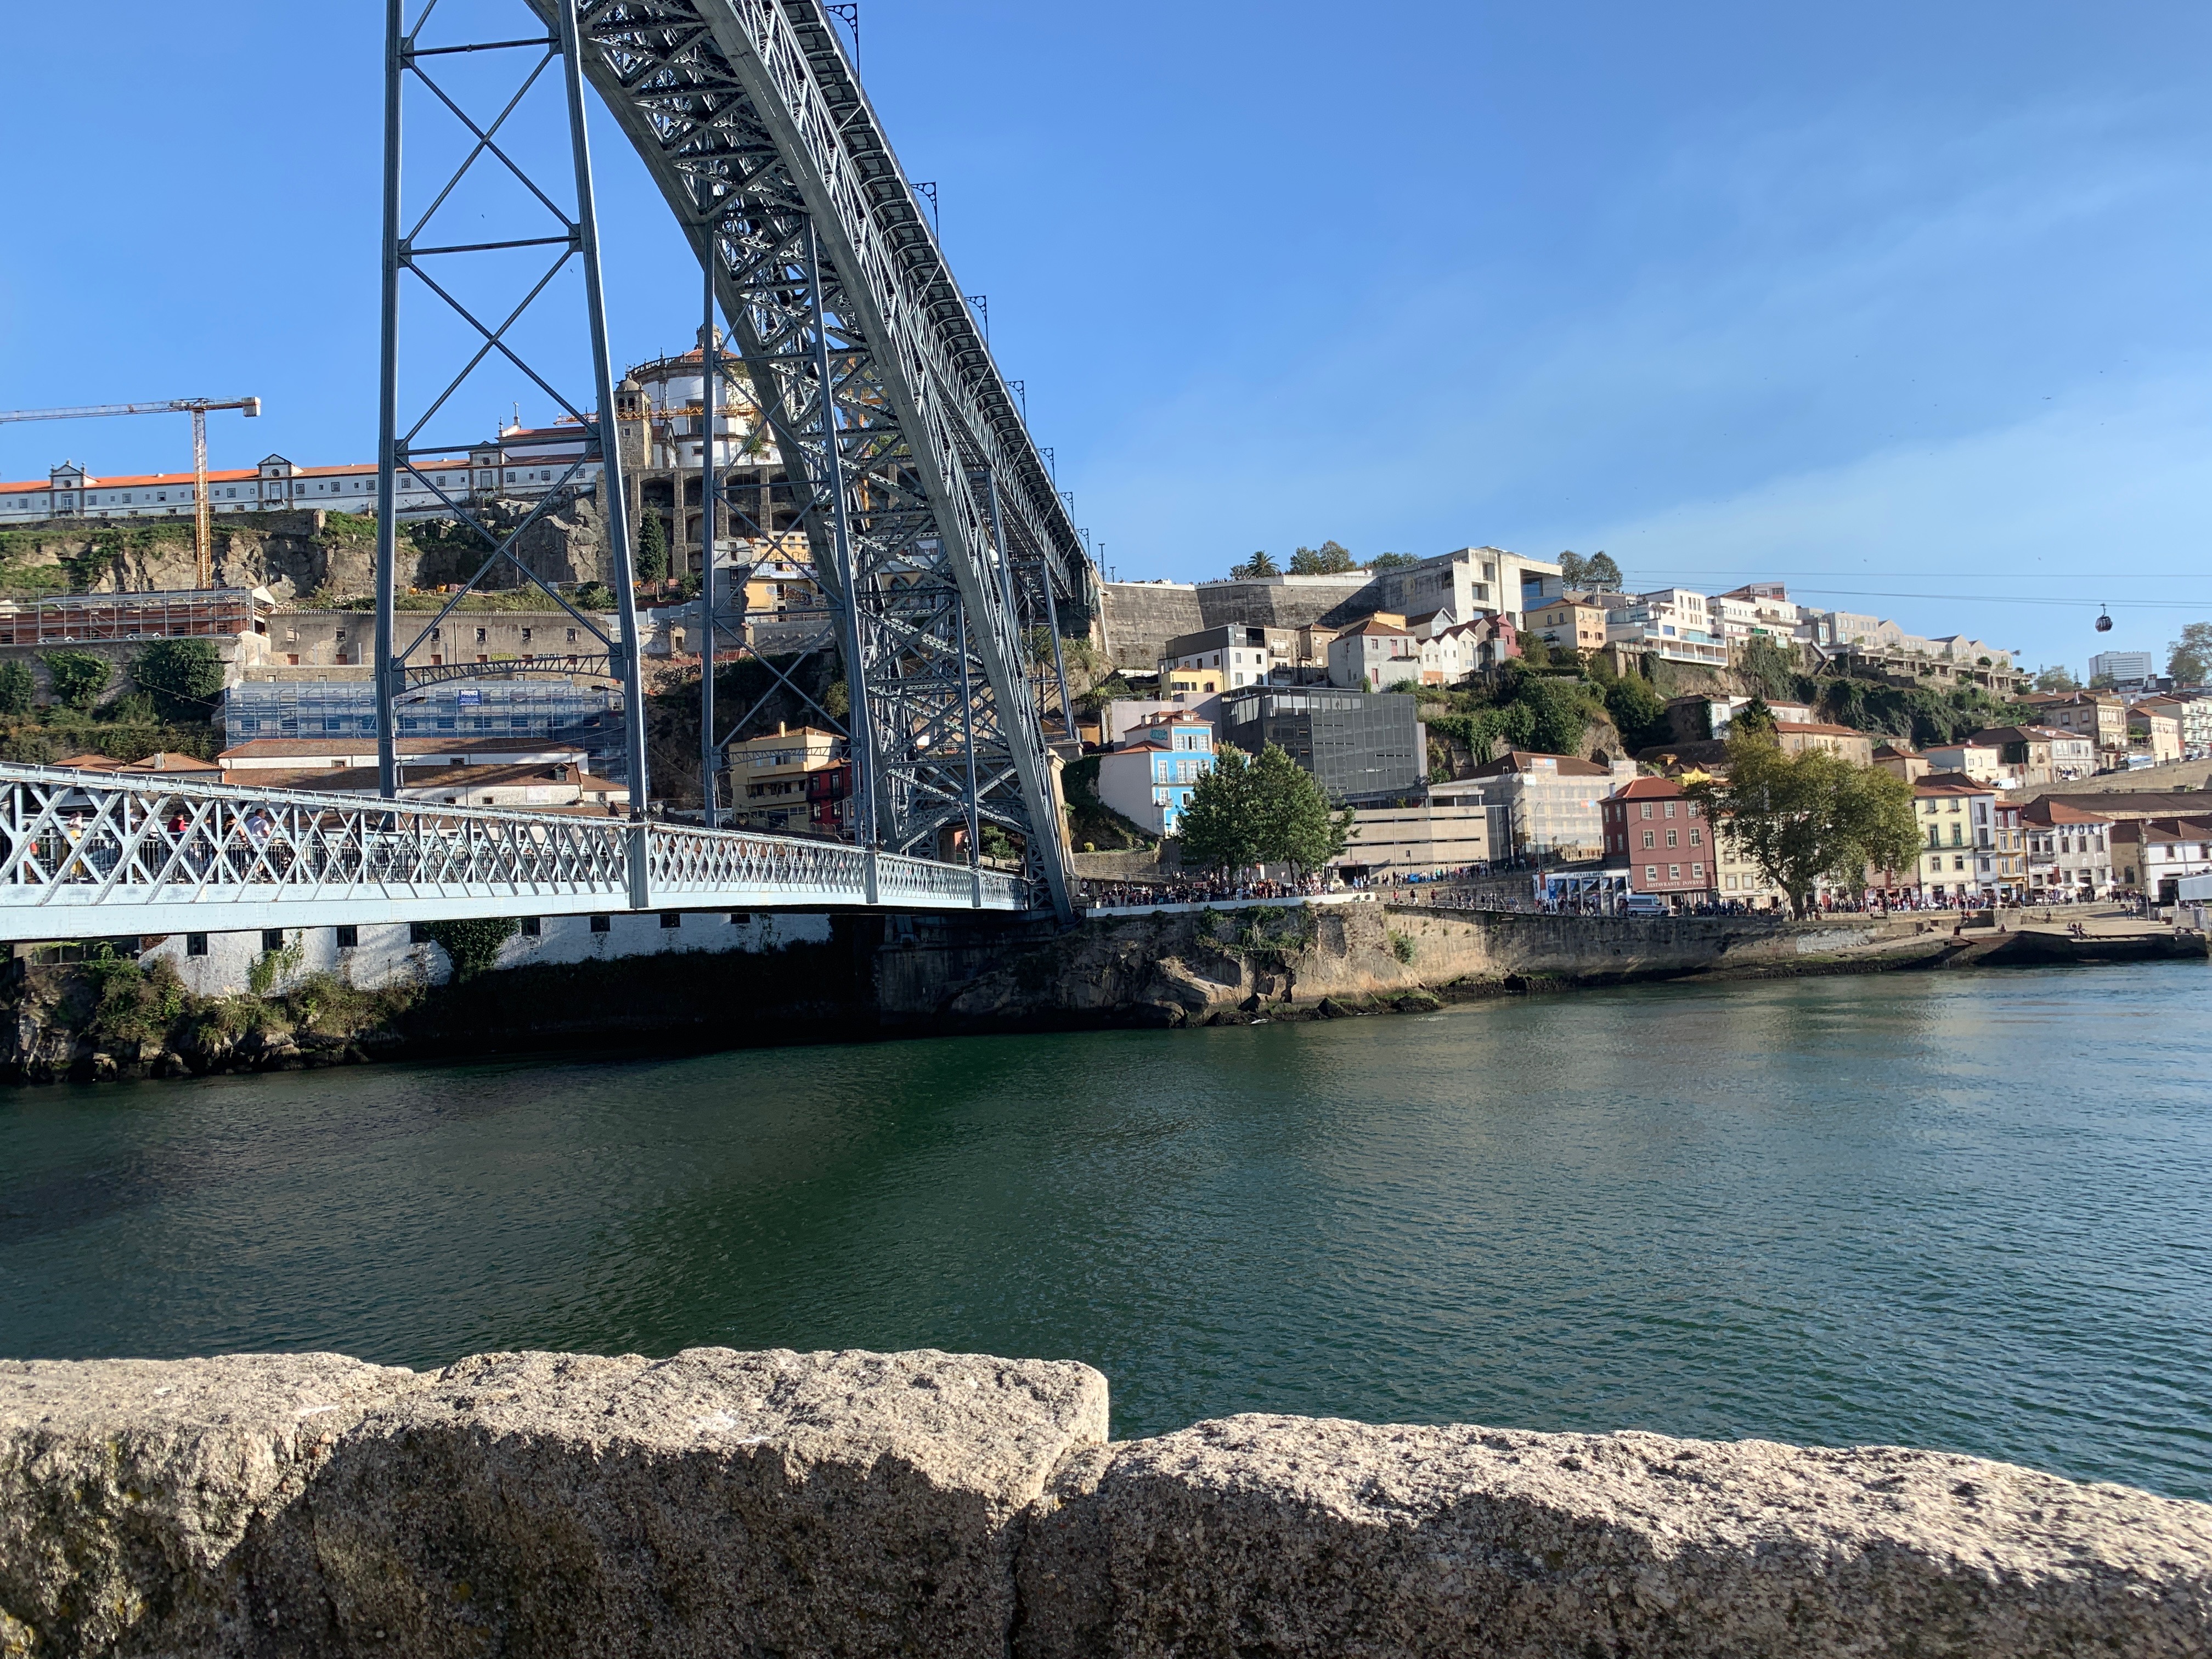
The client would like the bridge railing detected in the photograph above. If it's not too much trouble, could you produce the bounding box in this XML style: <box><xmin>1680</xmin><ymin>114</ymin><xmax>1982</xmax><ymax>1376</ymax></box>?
<box><xmin>0</xmin><ymin>763</ymin><xmax>1031</xmax><ymax>939</ymax></box>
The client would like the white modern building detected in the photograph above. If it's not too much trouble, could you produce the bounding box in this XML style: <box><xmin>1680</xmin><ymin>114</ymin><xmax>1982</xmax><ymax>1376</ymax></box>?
<box><xmin>1375</xmin><ymin>546</ymin><xmax>1563</xmax><ymax>628</ymax></box>
<box><xmin>2091</xmin><ymin>650</ymin><xmax>2157</xmax><ymax>686</ymax></box>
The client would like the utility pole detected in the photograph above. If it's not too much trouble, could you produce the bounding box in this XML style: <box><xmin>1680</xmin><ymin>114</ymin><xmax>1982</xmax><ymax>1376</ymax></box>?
<box><xmin>0</xmin><ymin>397</ymin><xmax>261</xmax><ymax>586</ymax></box>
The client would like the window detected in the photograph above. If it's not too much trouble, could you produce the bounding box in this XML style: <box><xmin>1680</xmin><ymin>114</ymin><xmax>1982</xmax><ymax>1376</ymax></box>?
<box><xmin>1664</xmin><ymin>801</ymin><xmax>1677</xmax><ymax>819</ymax></box>
<box><xmin>475</xmin><ymin>627</ymin><xmax>488</xmax><ymax>642</ymax></box>
<box><xmin>1666</xmin><ymin>829</ymin><xmax>1679</xmax><ymax>848</ymax></box>
<box><xmin>185</xmin><ymin>933</ymin><xmax>208</xmax><ymax>957</ymax></box>
<box><xmin>1689</xmin><ymin>829</ymin><xmax>1702</xmax><ymax>847</ymax></box>
<box><xmin>1691</xmin><ymin>863</ymin><xmax>1703</xmax><ymax>879</ymax></box>
<box><xmin>521</xmin><ymin>916</ymin><xmax>541</xmax><ymax>936</ymax></box>
<box><xmin>589</xmin><ymin>914</ymin><xmax>611</xmax><ymax>933</ymax></box>
<box><xmin>1645</xmin><ymin>865</ymin><xmax>1658</xmax><ymax>882</ymax></box>
<box><xmin>334</xmin><ymin>925</ymin><xmax>358</xmax><ymax>949</ymax></box>
<box><xmin>1669</xmin><ymin>865</ymin><xmax>1681</xmax><ymax>881</ymax></box>
<box><xmin>1639</xmin><ymin>803</ymin><xmax>1652</xmax><ymax>820</ymax></box>
<box><xmin>261</xmin><ymin>929</ymin><xmax>285</xmax><ymax>952</ymax></box>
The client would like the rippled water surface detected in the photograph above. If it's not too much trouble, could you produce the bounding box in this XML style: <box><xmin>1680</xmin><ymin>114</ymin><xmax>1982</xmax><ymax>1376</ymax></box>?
<box><xmin>4</xmin><ymin>967</ymin><xmax>2209</xmax><ymax>1499</ymax></box>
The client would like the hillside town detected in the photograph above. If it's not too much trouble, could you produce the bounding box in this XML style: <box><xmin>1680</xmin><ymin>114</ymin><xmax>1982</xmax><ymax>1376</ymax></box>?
<box><xmin>0</xmin><ymin>486</ymin><xmax>2205</xmax><ymax>937</ymax></box>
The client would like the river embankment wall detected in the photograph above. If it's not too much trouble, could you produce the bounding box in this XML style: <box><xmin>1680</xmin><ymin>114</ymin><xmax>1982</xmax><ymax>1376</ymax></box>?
<box><xmin>882</xmin><ymin>902</ymin><xmax>1888</xmax><ymax>1030</ymax></box>
<box><xmin>2</xmin><ymin>1345</ymin><xmax>2205</xmax><ymax>1659</ymax></box>
<box><xmin>7</xmin><ymin>902</ymin><xmax>2192</xmax><ymax>1082</ymax></box>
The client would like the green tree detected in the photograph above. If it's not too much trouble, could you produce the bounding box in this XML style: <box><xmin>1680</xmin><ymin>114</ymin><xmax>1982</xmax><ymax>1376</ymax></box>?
<box><xmin>131</xmin><ymin>638</ymin><xmax>225</xmax><ymax>723</ymax></box>
<box><xmin>1733</xmin><ymin>695</ymin><xmax>1778</xmax><ymax>738</ymax></box>
<box><xmin>1287</xmin><ymin>540</ymin><xmax>1357</xmax><ymax>575</ymax></box>
<box><xmin>1602</xmin><ymin>672</ymin><xmax>1668</xmax><ymax>749</ymax></box>
<box><xmin>2168</xmin><ymin>622</ymin><xmax>2212</xmax><ymax>686</ymax></box>
<box><xmin>1582</xmin><ymin>552</ymin><xmax>1623</xmax><ymax>591</ymax></box>
<box><xmin>636</xmin><ymin>512</ymin><xmax>670</xmax><ymax>583</ymax></box>
<box><xmin>1558</xmin><ymin>551</ymin><xmax>1588</xmax><ymax>588</ymax></box>
<box><xmin>1368</xmin><ymin>552</ymin><xmax>1418</xmax><ymax>571</ymax></box>
<box><xmin>0</xmin><ymin>659</ymin><xmax>33</xmax><ymax>716</ymax></box>
<box><xmin>1248</xmin><ymin>742</ymin><xmax>1353</xmax><ymax>871</ymax></box>
<box><xmin>1229</xmin><ymin>551</ymin><xmax>1280</xmax><ymax>579</ymax></box>
<box><xmin>2033</xmin><ymin>663</ymin><xmax>2080</xmax><ymax>693</ymax></box>
<box><xmin>1687</xmin><ymin>732</ymin><xmax>1920</xmax><ymax>919</ymax></box>
<box><xmin>42</xmin><ymin>651</ymin><xmax>111</xmax><ymax>710</ymax></box>
<box><xmin>1175</xmin><ymin>743</ymin><xmax>1258</xmax><ymax>870</ymax></box>
<box><xmin>1517</xmin><ymin>673</ymin><xmax>1599</xmax><ymax>754</ymax></box>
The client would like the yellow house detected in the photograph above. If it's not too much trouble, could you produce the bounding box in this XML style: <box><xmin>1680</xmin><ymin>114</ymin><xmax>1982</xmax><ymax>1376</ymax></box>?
<box><xmin>725</xmin><ymin>721</ymin><xmax>841</xmax><ymax>831</ymax></box>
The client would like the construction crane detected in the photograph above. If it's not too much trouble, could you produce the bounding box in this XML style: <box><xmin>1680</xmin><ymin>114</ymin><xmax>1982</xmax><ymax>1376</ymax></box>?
<box><xmin>0</xmin><ymin>397</ymin><xmax>261</xmax><ymax>587</ymax></box>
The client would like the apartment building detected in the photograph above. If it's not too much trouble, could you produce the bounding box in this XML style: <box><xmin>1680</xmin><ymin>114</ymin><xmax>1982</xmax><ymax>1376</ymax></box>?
<box><xmin>1327</xmin><ymin>617</ymin><xmax>1423</xmax><ymax>690</ymax></box>
<box><xmin>2112</xmin><ymin>817</ymin><xmax>2212</xmax><ymax>901</ymax></box>
<box><xmin>2020</xmin><ymin>692</ymin><xmax>2128</xmax><ymax>757</ymax></box>
<box><xmin>1375</xmin><ymin>547</ymin><xmax>1563</xmax><ymax>628</ymax></box>
<box><xmin>1096</xmin><ymin>716</ymin><xmax>1216</xmax><ymax>837</ymax></box>
<box><xmin>1904</xmin><ymin>776</ymin><xmax>2001</xmax><ymax>902</ymax></box>
<box><xmin>2018</xmin><ymin>799</ymin><xmax>2114</xmax><ymax>899</ymax></box>
<box><xmin>725</xmin><ymin>723</ymin><xmax>842</xmax><ymax>833</ymax></box>
<box><xmin>1467</xmin><ymin>749</ymin><xmax>1636</xmax><ymax>858</ymax></box>
<box><xmin>1524</xmin><ymin>597</ymin><xmax>1609</xmax><ymax>653</ymax></box>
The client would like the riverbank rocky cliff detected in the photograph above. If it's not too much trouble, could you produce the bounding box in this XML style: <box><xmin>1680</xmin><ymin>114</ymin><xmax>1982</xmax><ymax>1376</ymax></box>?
<box><xmin>2</xmin><ymin>1345</ymin><xmax>2206</xmax><ymax>1658</ymax></box>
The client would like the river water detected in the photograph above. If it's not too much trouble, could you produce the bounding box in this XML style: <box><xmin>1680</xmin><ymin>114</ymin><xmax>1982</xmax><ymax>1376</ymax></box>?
<box><xmin>4</xmin><ymin>966</ymin><xmax>2209</xmax><ymax>1500</ymax></box>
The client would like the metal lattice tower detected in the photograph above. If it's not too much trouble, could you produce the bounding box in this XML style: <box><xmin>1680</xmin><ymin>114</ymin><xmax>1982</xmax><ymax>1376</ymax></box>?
<box><xmin>380</xmin><ymin>0</ymin><xmax>1092</xmax><ymax>920</ymax></box>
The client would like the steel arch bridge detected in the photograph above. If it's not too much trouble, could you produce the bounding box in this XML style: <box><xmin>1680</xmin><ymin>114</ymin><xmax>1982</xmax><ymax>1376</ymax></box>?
<box><xmin>0</xmin><ymin>0</ymin><xmax>1093</xmax><ymax>945</ymax></box>
<box><xmin>362</xmin><ymin>0</ymin><xmax>1092</xmax><ymax>924</ymax></box>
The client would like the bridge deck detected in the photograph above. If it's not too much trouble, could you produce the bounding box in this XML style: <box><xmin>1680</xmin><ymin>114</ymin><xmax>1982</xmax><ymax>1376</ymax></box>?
<box><xmin>0</xmin><ymin>764</ymin><xmax>1032</xmax><ymax>943</ymax></box>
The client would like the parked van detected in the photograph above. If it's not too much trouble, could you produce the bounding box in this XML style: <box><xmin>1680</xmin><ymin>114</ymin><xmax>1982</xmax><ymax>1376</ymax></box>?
<box><xmin>1622</xmin><ymin>894</ymin><xmax>1668</xmax><ymax>917</ymax></box>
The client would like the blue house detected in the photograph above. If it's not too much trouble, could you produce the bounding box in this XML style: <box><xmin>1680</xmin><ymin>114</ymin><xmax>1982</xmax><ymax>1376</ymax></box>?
<box><xmin>1096</xmin><ymin>716</ymin><xmax>1216</xmax><ymax>836</ymax></box>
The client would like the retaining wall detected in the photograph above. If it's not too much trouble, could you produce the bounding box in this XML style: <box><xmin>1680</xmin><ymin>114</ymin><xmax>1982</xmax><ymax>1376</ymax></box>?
<box><xmin>2</xmin><ymin>1346</ymin><xmax>2205</xmax><ymax>1659</ymax></box>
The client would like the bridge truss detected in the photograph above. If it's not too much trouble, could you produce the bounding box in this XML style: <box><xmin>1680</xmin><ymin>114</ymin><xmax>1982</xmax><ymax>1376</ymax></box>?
<box><xmin>376</xmin><ymin>0</ymin><xmax>1092</xmax><ymax>922</ymax></box>
<box><xmin>0</xmin><ymin>764</ymin><xmax>1029</xmax><ymax>944</ymax></box>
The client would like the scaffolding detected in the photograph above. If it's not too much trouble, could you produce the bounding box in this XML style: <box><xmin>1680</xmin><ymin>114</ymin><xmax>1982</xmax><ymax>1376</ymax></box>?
<box><xmin>225</xmin><ymin>679</ymin><xmax>617</xmax><ymax>746</ymax></box>
<box><xmin>0</xmin><ymin>589</ymin><xmax>263</xmax><ymax>647</ymax></box>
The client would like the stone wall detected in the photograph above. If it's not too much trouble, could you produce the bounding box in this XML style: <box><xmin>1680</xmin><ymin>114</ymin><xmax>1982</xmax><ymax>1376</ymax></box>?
<box><xmin>886</xmin><ymin>901</ymin><xmax>1884</xmax><ymax>1029</ymax></box>
<box><xmin>3</xmin><ymin>1346</ymin><xmax>2205</xmax><ymax>1658</ymax></box>
<box><xmin>1197</xmin><ymin>572</ymin><xmax>1383</xmax><ymax>631</ymax></box>
<box><xmin>1097</xmin><ymin>582</ymin><xmax>1204</xmax><ymax>670</ymax></box>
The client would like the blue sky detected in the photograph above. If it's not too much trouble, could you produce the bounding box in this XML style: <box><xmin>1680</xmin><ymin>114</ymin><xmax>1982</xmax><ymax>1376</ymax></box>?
<box><xmin>3</xmin><ymin>1</ymin><xmax>2209</xmax><ymax>674</ymax></box>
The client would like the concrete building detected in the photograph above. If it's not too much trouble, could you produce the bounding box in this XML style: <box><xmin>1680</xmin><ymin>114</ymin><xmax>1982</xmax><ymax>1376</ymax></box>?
<box><xmin>1920</xmin><ymin>740</ymin><xmax>2009</xmax><ymax>787</ymax></box>
<box><xmin>1099</xmin><ymin>693</ymin><xmax>1223</xmax><ymax>748</ymax></box>
<box><xmin>2017</xmin><ymin>692</ymin><xmax>2128</xmax><ymax>759</ymax></box>
<box><xmin>1524</xmin><ymin>597</ymin><xmax>1609</xmax><ymax>654</ymax></box>
<box><xmin>1221</xmin><ymin>689</ymin><xmax>1423</xmax><ymax>799</ymax></box>
<box><xmin>1465</xmin><ymin>749</ymin><xmax>1635</xmax><ymax>859</ymax></box>
<box><xmin>1327</xmin><ymin>617</ymin><xmax>1421</xmax><ymax>690</ymax></box>
<box><xmin>2128</xmin><ymin>707</ymin><xmax>2182</xmax><ymax>766</ymax></box>
<box><xmin>1601</xmin><ymin>777</ymin><xmax>1719</xmax><ymax>904</ymax></box>
<box><xmin>725</xmin><ymin>723</ymin><xmax>842</xmax><ymax>833</ymax></box>
<box><xmin>1773</xmin><ymin>722</ymin><xmax>1875</xmax><ymax>766</ymax></box>
<box><xmin>1338</xmin><ymin>786</ymin><xmax>1497</xmax><ymax>876</ymax></box>
<box><xmin>1604</xmin><ymin>588</ymin><xmax>1731</xmax><ymax>668</ymax></box>
<box><xmin>2134</xmin><ymin>693</ymin><xmax>2212</xmax><ymax>759</ymax></box>
<box><xmin>223</xmin><ymin>678</ymin><xmax>618</xmax><ymax>747</ymax></box>
<box><xmin>1096</xmin><ymin>715</ymin><xmax>1215</xmax><ymax>837</ymax></box>
<box><xmin>1431</xmin><ymin>614</ymin><xmax>1518</xmax><ymax>677</ymax></box>
<box><xmin>212</xmin><ymin>736</ymin><xmax>625</xmax><ymax>811</ymax></box>
<box><xmin>1871</xmin><ymin>742</ymin><xmax>1929</xmax><ymax>782</ymax></box>
<box><xmin>1374</xmin><ymin>547</ymin><xmax>1563</xmax><ymax>629</ymax></box>
<box><xmin>1159</xmin><ymin>625</ymin><xmax>1297</xmax><ymax>691</ymax></box>
<box><xmin>2018</xmin><ymin>798</ymin><xmax>2114</xmax><ymax>900</ymax></box>
<box><xmin>2090</xmin><ymin>650</ymin><xmax>2157</xmax><ymax>686</ymax></box>
<box><xmin>2112</xmin><ymin>817</ymin><xmax>2212</xmax><ymax>900</ymax></box>
<box><xmin>1905</xmin><ymin>775</ymin><xmax>2000</xmax><ymax>903</ymax></box>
